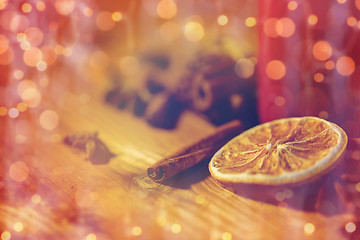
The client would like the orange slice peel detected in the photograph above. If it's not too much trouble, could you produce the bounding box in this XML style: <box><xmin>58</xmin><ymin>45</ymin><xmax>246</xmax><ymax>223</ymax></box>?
<box><xmin>209</xmin><ymin>117</ymin><xmax>348</xmax><ymax>186</ymax></box>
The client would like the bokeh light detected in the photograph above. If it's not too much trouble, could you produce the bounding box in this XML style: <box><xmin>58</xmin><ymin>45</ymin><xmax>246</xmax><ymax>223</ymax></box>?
<box><xmin>13</xmin><ymin>222</ymin><xmax>24</xmax><ymax>232</ymax></box>
<box><xmin>25</xmin><ymin>27</ymin><xmax>44</xmax><ymax>46</ymax></box>
<box><xmin>235</xmin><ymin>58</ymin><xmax>255</xmax><ymax>78</ymax></box>
<box><xmin>308</xmin><ymin>14</ymin><xmax>318</xmax><ymax>25</ymax></box>
<box><xmin>218</xmin><ymin>15</ymin><xmax>228</xmax><ymax>26</ymax></box>
<box><xmin>0</xmin><ymin>0</ymin><xmax>8</xmax><ymax>10</ymax></box>
<box><xmin>325</xmin><ymin>60</ymin><xmax>335</xmax><ymax>70</ymax></box>
<box><xmin>36</xmin><ymin>1</ymin><xmax>46</xmax><ymax>11</ymax></box>
<box><xmin>184</xmin><ymin>21</ymin><xmax>204</xmax><ymax>42</ymax></box>
<box><xmin>345</xmin><ymin>222</ymin><xmax>356</xmax><ymax>233</ymax></box>
<box><xmin>266</xmin><ymin>60</ymin><xmax>286</xmax><ymax>80</ymax></box>
<box><xmin>313</xmin><ymin>41</ymin><xmax>332</xmax><ymax>61</ymax></box>
<box><xmin>347</xmin><ymin>17</ymin><xmax>357</xmax><ymax>27</ymax></box>
<box><xmin>157</xmin><ymin>0</ymin><xmax>177</xmax><ymax>19</ymax></box>
<box><xmin>288</xmin><ymin>1</ymin><xmax>298</xmax><ymax>10</ymax></box>
<box><xmin>132</xmin><ymin>226</ymin><xmax>142</xmax><ymax>236</ymax></box>
<box><xmin>264</xmin><ymin>18</ymin><xmax>279</xmax><ymax>38</ymax></box>
<box><xmin>39</xmin><ymin>110</ymin><xmax>59</xmax><ymax>130</ymax></box>
<box><xmin>276</xmin><ymin>18</ymin><xmax>295</xmax><ymax>37</ymax></box>
<box><xmin>83</xmin><ymin>7</ymin><xmax>93</xmax><ymax>17</ymax></box>
<box><xmin>336</xmin><ymin>56</ymin><xmax>355</xmax><ymax>76</ymax></box>
<box><xmin>8</xmin><ymin>108</ymin><xmax>19</xmax><ymax>118</ymax></box>
<box><xmin>96</xmin><ymin>11</ymin><xmax>115</xmax><ymax>31</ymax></box>
<box><xmin>112</xmin><ymin>11</ymin><xmax>122</xmax><ymax>22</ymax></box>
<box><xmin>0</xmin><ymin>106</ymin><xmax>7</xmax><ymax>116</ymax></box>
<box><xmin>21</xmin><ymin>2</ymin><xmax>32</xmax><ymax>13</ymax></box>
<box><xmin>55</xmin><ymin>0</ymin><xmax>75</xmax><ymax>15</ymax></box>
<box><xmin>222</xmin><ymin>232</ymin><xmax>232</xmax><ymax>240</ymax></box>
<box><xmin>86</xmin><ymin>233</ymin><xmax>97</xmax><ymax>240</ymax></box>
<box><xmin>23</xmin><ymin>47</ymin><xmax>43</xmax><ymax>67</ymax></box>
<box><xmin>304</xmin><ymin>223</ymin><xmax>315</xmax><ymax>235</ymax></box>
<box><xmin>171</xmin><ymin>223</ymin><xmax>181</xmax><ymax>233</ymax></box>
<box><xmin>0</xmin><ymin>231</ymin><xmax>11</xmax><ymax>240</ymax></box>
<box><xmin>9</xmin><ymin>161</ymin><xmax>29</xmax><ymax>182</ymax></box>
<box><xmin>245</xmin><ymin>17</ymin><xmax>256</xmax><ymax>27</ymax></box>
<box><xmin>314</xmin><ymin>73</ymin><xmax>324</xmax><ymax>83</ymax></box>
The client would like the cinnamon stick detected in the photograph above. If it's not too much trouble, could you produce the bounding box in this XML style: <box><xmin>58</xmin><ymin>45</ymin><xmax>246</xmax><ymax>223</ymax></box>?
<box><xmin>147</xmin><ymin>120</ymin><xmax>243</xmax><ymax>183</ymax></box>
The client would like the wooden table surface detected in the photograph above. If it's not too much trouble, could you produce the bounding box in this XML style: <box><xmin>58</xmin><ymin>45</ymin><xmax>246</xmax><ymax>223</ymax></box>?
<box><xmin>0</xmin><ymin>72</ymin><xmax>355</xmax><ymax>240</ymax></box>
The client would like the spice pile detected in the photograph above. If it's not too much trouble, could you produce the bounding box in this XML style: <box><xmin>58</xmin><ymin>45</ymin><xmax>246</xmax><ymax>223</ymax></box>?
<box><xmin>105</xmin><ymin>52</ymin><xmax>259</xmax><ymax>130</ymax></box>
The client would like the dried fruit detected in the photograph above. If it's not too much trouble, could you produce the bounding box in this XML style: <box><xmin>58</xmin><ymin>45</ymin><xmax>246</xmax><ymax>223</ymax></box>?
<box><xmin>209</xmin><ymin>117</ymin><xmax>348</xmax><ymax>186</ymax></box>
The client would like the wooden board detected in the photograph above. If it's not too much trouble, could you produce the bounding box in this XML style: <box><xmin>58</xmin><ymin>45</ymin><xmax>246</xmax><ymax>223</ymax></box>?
<box><xmin>0</xmin><ymin>76</ymin><xmax>354</xmax><ymax>240</ymax></box>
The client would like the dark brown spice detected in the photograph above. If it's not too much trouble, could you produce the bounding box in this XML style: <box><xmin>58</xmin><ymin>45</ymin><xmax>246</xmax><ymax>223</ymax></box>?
<box><xmin>147</xmin><ymin>120</ymin><xmax>243</xmax><ymax>183</ymax></box>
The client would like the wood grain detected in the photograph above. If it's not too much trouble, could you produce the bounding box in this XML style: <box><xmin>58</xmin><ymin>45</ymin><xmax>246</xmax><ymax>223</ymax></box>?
<box><xmin>0</xmin><ymin>80</ymin><xmax>353</xmax><ymax>240</ymax></box>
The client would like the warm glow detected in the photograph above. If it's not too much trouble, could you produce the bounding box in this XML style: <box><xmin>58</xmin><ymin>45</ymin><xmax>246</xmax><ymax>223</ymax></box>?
<box><xmin>25</xmin><ymin>27</ymin><xmax>44</xmax><ymax>46</ymax></box>
<box><xmin>314</xmin><ymin>73</ymin><xmax>324</xmax><ymax>83</ymax></box>
<box><xmin>288</xmin><ymin>1</ymin><xmax>298</xmax><ymax>10</ymax></box>
<box><xmin>0</xmin><ymin>0</ymin><xmax>8</xmax><ymax>10</ymax></box>
<box><xmin>0</xmin><ymin>231</ymin><xmax>11</xmax><ymax>240</ymax></box>
<box><xmin>218</xmin><ymin>15</ymin><xmax>228</xmax><ymax>26</ymax></box>
<box><xmin>266</xmin><ymin>60</ymin><xmax>286</xmax><ymax>80</ymax></box>
<box><xmin>23</xmin><ymin>47</ymin><xmax>42</xmax><ymax>67</ymax></box>
<box><xmin>9</xmin><ymin>161</ymin><xmax>29</xmax><ymax>182</ymax></box>
<box><xmin>31</xmin><ymin>194</ymin><xmax>42</xmax><ymax>204</ymax></box>
<box><xmin>0</xmin><ymin>34</ymin><xmax>9</xmax><ymax>55</ymax></box>
<box><xmin>318</xmin><ymin>111</ymin><xmax>329</xmax><ymax>119</ymax></box>
<box><xmin>36</xmin><ymin>61</ymin><xmax>47</xmax><ymax>71</ymax></box>
<box><xmin>13</xmin><ymin>222</ymin><xmax>24</xmax><ymax>232</ymax></box>
<box><xmin>17</xmin><ymin>102</ymin><xmax>28</xmax><ymax>112</ymax></box>
<box><xmin>112</xmin><ymin>11</ymin><xmax>123</xmax><ymax>22</ymax></box>
<box><xmin>55</xmin><ymin>0</ymin><xmax>75</xmax><ymax>15</ymax></box>
<box><xmin>96</xmin><ymin>11</ymin><xmax>115</xmax><ymax>31</ymax></box>
<box><xmin>9</xmin><ymin>14</ymin><xmax>30</xmax><ymax>32</ymax></box>
<box><xmin>41</xmin><ymin>46</ymin><xmax>57</xmax><ymax>65</ymax></box>
<box><xmin>313</xmin><ymin>41</ymin><xmax>332</xmax><ymax>61</ymax></box>
<box><xmin>337</xmin><ymin>0</ymin><xmax>347</xmax><ymax>3</ymax></box>
<box><xmin>83</xmin><ymin>7</ymin><xmax>93</xmax><ymax>17</ymax></box>
<box><xmin>0</xmin><ymin>48</ymin><xmax>14</xmax><ymax>65</ymax></box>
<box><xmin>245</xmin><ymin>17</ymin><xmax>257</xmax><ymax>27</ymax></box>
<box><xmin>89</xmin><ymin>50</ymin><xmax>110</xmax><ymax>70</ymax></box>
<box><xmin>21</xmin><ymin>2</ymin><xmax>32</xmax><ymax>13</ymax></box>
<box><xmin>304</xmin><ymin>223</ymin><xmax>315</xmax><ymax>235</ymax></box>
<box><xmin>276</xmin><ymin>18</ymin><xmax>295</xmax><ymax>37</ymax></box>
<box><xmin>355</xmin><ymin>182</ymin><xmax>360</xmax><ymax>192</ymax></box>
<box><xmin>325</xmin><ymin>60</ymin><xmax>335</xmax><ymax>70</ymax></box>
<box><xmin>39</xmin><ymin>110</ymin><xmax>59</xmax><ymax>130</ymax></box>
<box><xmin>336</xmin><ymin>56</ymin><xmax>355</xmax><ymax>76</ymax></box>
<box><xmin>308</xmin><ymin>14</ymin><xmax>318</xmax><ymax>25</ymax></box>
<box><xmin>222</xmin><ymin>232</ymin><xmax>232</xmax><ymax>240</ymax></box>
<box><xmin>36</xmin><ymin>1</ymin><xmax>46</xmax><ymax>11</ymax></box>
<box><xmin>235</xmin><ymin>58</ymin><xmax>255</xmax><ymax>78</ymax></box>
<box><xmin>160</xmin><ymin>21</ymin><xmax>180</xmax><ymax>42</ymax></box>
<box><xmin>156</xmin><ymin>0</ymin><xmax>177</xmax><ymax>19</ymax></box>
<box><xmin>171</xmin><ymin>224</ymin><xmax>181</xmax><ymax>233</ymax></box>
<box><xmin>119</xmin><ymin>56</ymin><xmax>140</xmax><ymax>76</ymax></box>
<box><xmin>184</xmin><ymin>21</ymin><xmax>204</xmax><ymax>42</ymax></box>
<box><xmin>62</xmin><ymin>47</ymin><xmax>72</xmax><ymax>57</ymax></box>
<box><xmin>0</xmin><ymin>106</ymin><xmax>7</xmax><ymax>116</ymax></box>
<box><xmin>345</xmin><ymin>222</ymin><xmax>356</xmax><ymax>233</ymax></box>
<box><xmin>347</xmin><ymin>17</ymin><xmax>357</xmax><ymax>27</ymax></box>
<box><xmin>13</xmin><ymin>69</ymin><xmax>24</xmax><ymax>79</ymax></box>
<box><xmin>8</xmin><ymin>108</ymin><xmax>19</xmax><ymax>118</ymax></box>
<box><xmin>356</xmin><ymin>0</ymin><xmax>360</xmax><ymax>10</ymax></box>
<box><xmin>86</xmin><ymin>233</ymin><xmax>97</xmax><ymax>240</ymax></box>
<box><xmin>274</xmin><ymin>96</ymin><xmax>285</xmax><ymax>106</ymax></box>
<box><xmin>132</xmin><ymin>226</ymin><xmax>142</xmax><ymax>236</ymax></box>
<box><xmin>264</xmin><ymin>18</ymin><xmax>278</xmax><ymax>38</ymax></box>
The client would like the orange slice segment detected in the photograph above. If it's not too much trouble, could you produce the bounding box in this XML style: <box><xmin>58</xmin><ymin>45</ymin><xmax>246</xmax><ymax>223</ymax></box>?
<box><xmin>209</xmin><ymin>117</ymin><xmax>348</xmax><ymax>186</ymax></box>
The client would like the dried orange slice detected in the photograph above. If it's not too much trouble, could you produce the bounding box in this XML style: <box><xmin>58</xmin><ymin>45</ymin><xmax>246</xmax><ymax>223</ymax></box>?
<box><xmin>209</xmin><ymin>117</ymin><xmax>348</xmax><ymax>186</ymax></box>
